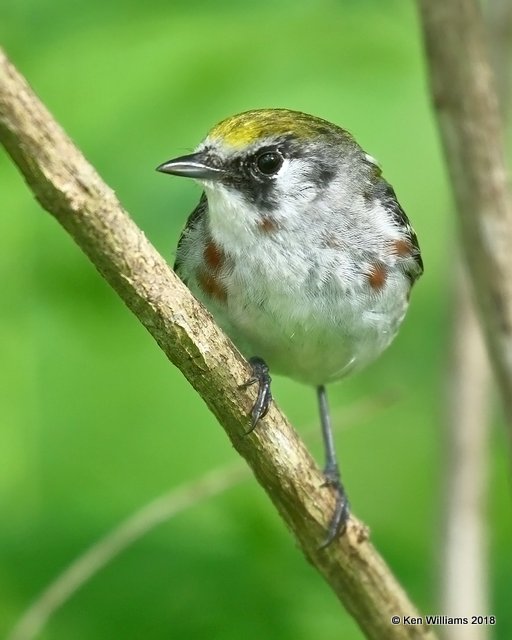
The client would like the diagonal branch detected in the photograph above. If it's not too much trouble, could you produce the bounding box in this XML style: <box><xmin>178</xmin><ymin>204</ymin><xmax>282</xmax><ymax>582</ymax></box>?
<box><xmin>0</xmin><ymin>48</ymin><xmax>436</xmax><ymax>640</ymax></box>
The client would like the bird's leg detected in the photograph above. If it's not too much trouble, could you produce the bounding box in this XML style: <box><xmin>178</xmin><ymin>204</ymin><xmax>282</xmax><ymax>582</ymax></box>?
<box><xmin>239</xmin><ymin>356</ymin><xmax>272</xmax><ymax>434</ymax></box>
<box><xmin>317</xmin><ymin>385</ymin><xmax>350</xmax><ymax>547</ymax></box>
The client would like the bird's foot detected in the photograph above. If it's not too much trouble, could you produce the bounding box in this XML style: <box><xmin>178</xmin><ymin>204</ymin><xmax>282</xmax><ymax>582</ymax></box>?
<box><xmin>239</xmin><ymin>356</ymin><xmax>272</xmax><ymax>434</ymax></box>
<box><xmin>319</xmin><ymin>464</ymin><xmax>350</xmax><ymax>549</ymax></box>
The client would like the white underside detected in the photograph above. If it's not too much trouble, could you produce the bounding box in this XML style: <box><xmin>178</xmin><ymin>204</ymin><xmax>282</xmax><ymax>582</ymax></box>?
<box><xmin>178</xmin><ymin>172</ymin><xmax>414</xmax><ymax>386</ymax></box>
<box><xmin>193</xmin><ymin>270</ymin><xmax>408</xmax><ymax>386</ymax></box>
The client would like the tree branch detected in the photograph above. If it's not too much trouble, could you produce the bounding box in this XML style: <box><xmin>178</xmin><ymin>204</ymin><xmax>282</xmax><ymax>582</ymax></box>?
<box><xmin>416</xmin><ymin>0</ymin><xmax>512</xmax><ymax>446</ymax></box>
<box><xmin>439</xmin><ymin>3</ymin><xmax>512</xmax><ymax>631</ymax></box>
<box><xmin>0</xmin><ymin>49</ymin><xmax>436</xmax><ymax>640</ymax></box>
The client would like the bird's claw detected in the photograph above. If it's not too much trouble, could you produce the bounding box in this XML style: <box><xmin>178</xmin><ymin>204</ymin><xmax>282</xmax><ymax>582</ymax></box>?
<box><xmin>239</xmin><ymin>356</ymin><xmax>272</xmax><ymax>434</ymax></box>
<box><xmin>319</xmin><ymin>466</ymin><xmax>350</xmax><ymax>549</ymax></box>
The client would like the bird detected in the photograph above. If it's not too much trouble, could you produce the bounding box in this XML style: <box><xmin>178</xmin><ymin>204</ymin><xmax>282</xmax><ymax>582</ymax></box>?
<box><xmin>157</xmin><ymin>108</ymin><xmax>423</xmax><ymax>546</ymax></box>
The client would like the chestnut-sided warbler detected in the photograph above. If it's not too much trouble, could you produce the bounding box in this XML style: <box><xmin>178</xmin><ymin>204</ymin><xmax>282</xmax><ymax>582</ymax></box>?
<box><xmin>157</xmin><ymin>109</ymin><xmax>423</xmax><ymax>546</ymax></box>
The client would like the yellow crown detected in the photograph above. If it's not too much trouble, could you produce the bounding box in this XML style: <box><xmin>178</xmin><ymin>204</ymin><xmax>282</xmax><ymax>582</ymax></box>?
<box><xmin>207</xmin><ymin>109</ymin><xmax>351</xmax><ymax>148</ymax></box>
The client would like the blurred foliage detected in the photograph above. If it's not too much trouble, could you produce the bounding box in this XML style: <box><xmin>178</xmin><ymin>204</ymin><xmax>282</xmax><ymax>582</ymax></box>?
<box><xmin>1</xmin><ymin>0</ymin><xmax>511</xmax><ymax>639</ymax></box>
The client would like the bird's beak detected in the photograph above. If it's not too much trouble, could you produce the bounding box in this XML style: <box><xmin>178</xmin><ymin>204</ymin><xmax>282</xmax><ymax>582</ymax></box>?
<box><xmin>156</xmin><ymin>152</ymin><xmax>225</xmax><ymax>180</ymax></box>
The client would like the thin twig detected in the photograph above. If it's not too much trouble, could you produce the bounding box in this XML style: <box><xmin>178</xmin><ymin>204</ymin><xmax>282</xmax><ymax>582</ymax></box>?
<box><xmin>0</xmin><ymin>49</ymin><xmax>436</xmax><ymax>640</ymax></box>
<box><xmin>7</xmin><ymin>395</ymin><xmax>393</xmax><ymax>640</ymax></box>
<box><xmin>7</xmin><ymin>465</ymin><xmax>246</xmax><ymax>640</ymax></box>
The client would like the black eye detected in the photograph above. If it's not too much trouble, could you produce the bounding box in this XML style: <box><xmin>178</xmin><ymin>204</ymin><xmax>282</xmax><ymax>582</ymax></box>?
<box><xmin>255</xmin><ymin>151</ymin><xmax>283</xmax><ymax>176</ymax></box>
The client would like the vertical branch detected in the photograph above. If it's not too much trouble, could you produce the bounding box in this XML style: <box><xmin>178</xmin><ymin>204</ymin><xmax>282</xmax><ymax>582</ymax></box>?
<box><xmin>421</xmin><ymin>0</ymin><xmax>512</xmax><ymax>632</ymax></box>
<box><xmin>416</xmin><ymin>0</ymin><xmax>512</xmax><ymax>448</ymax></box>
<box><xmin>442</xmin><ymin>266</ymin><xmax>490</xmax><ymax>638</ymax></box>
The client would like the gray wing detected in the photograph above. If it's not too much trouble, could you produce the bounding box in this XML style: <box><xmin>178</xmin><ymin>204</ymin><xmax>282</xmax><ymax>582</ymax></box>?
<box><xmin>173</xmin><ymin>192</ymin><xmax>208</xmax><ymax>276</ymax></box>
<box><xmin>375</xmin><ymin>179</ymin><xmax>423</xmax><ymax>285</ymax></box>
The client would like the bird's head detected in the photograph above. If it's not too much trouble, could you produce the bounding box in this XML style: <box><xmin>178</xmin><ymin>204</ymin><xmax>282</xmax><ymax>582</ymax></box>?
<box><xmin>157</xmin><ymin>109</ymin><xmax>368</xmax><ymax>234</ymax></box>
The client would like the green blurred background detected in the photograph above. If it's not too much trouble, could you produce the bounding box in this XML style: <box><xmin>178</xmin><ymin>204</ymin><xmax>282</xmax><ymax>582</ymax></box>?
<box><xmin>1</xmin><ymin>1</ymin><xmax>511</xmax><ymax>638</ymax></box>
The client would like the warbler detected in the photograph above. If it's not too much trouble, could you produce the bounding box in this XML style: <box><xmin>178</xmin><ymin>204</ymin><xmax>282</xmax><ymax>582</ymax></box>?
<box><xmin>157</xmin><ymin>109</ymin><xmax>423</xmax><ymax>546</ymax></box>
